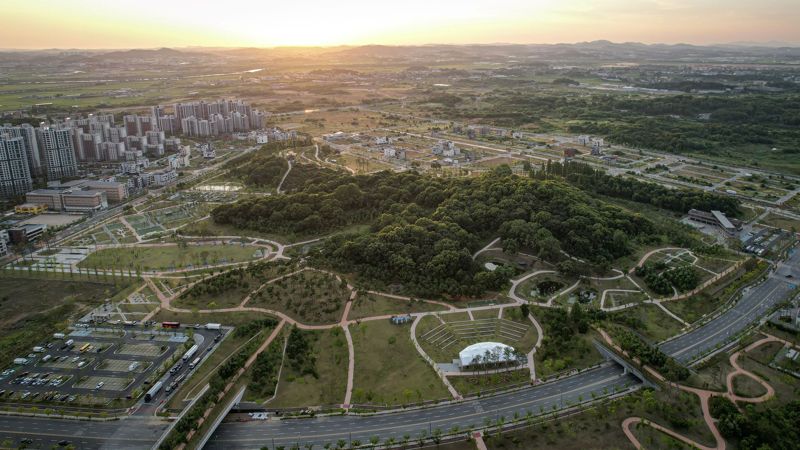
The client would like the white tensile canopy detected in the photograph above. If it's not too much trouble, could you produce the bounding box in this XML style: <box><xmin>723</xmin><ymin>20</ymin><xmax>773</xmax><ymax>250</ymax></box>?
<box><xmin>459</xmin><ymin>342</ymin><xmax>516</xmax><ymax>367</ymax></box>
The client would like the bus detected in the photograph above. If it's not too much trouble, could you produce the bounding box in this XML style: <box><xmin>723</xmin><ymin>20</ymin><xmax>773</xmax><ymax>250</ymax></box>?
<box><xmin>79</xmin><ymin>343</ymin><xmax>91</xmax><ymax>353</ymax></box>
<box><xmin>144</xmin><ymin>381</ymin><xmax>163</xmax><ymax>402</ymax></box>
<box><xmin>162</xmin><ymin>322</ymin><xmax>180</xmax><ymax>329</ymax></box>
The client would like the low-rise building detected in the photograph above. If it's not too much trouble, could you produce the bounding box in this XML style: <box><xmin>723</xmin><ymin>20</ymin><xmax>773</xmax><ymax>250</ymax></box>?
<box><xmin>25</xmin><ymin>189</ymin><xmax>64</xmax><ymax>210</ymax></box>
<box><xmin>62</xmin><ymin>190</ymin><xmax>107</xmax><ymax>212</ymax></box>
<box><xmin>8</xmin><ymin>223</ymin><xmax>46</xmax><ymax>244</ymax></box>
<box><xmin>688</xmin><ymin>209</ymin><xmax>742</xmax><ymax>236</ymax></box>
<box><xmin>83</xmin><ymin>180</ymin><xmax>127</xmax><ymax>203</ymax></box>
<box><xmin>14</xmin><ymin>203</ymin><xmax>48</xmax><ymax>215</ymax></box>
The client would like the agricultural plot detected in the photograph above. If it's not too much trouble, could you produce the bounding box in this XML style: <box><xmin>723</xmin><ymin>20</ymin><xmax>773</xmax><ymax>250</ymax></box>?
<box><xmin>145</xmin><ymin>203</ymin><xmax>211</xmax><ymax>230</ymax></box>
<box><xmin>126</xmin><ymin>214</ymin><xmax>164</xmax><ymax>236</ymax></box>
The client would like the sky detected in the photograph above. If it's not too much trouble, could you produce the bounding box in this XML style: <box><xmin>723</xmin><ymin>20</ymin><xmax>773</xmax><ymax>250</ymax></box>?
<box><xmin>3</xmin><ymin>0</ymin><xmax>799</xmax><ymax>49</ymax></box>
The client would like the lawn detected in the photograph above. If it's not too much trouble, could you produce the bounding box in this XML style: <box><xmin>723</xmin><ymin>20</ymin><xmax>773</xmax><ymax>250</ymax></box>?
<box><xmin>351</xmin><ymin>320</ymin><xmax>449</xmax><ymax>405</ymax></box>
<box><xmin>484</xmin><ymin>388</ymin><xmax>714</xmax><ymax>450</ymax></box>
<box><xmin>759</xmin><ymin>213</ymin><xmax>800</xmax><ymax>232</ymax></box>
<box><xmin>731</xmin><ymin>374</ymin><xmax>768</xmax><ymax>398</ymax></box>
<box><xmin>607</xmin><ymin>304</ymin><xmax>685</xmax><ymax>343</ymax></box>
<box><xmin>247</xmin><ymin>270</ymin><xmax>350</xmax><ymax>325</ymax></box>
<box><xmin>448</xmin><ymin>369</ymin><xmax>530</xmax><ymax>397</ymax></box>
<box><xmin>268</xmin><ymin>328</ymin><xmax>349</xmax><ymax>408</ymax></box>
<box><xmin>78</xmin><ymin>244</ymin><xmax>261</xmax><ymax>271</ymax></box>
<box><xmin>348</xmin><ymin>293</ymin><xmax>447</xmax><ymax>320</ymax></box>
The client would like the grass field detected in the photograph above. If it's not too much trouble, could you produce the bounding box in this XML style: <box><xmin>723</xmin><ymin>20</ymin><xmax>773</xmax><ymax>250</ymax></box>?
<box><xmin>608</xmin><ymin>304</ymin><xmax>685</xmax><ymax>343</ymax></box>
<box><xmin>483</xmin><ymin>388</ymin><xmax>713</xmax><ymax>450</ymax></box>
<box><xmin>351</xmin><ymin>320</ymin><xmax>449</xmax><ymax>405</ymax></box>
<box><xmin>268</xmin><ymin>328</ymin><xmax>349</xmax><ymax>408</ymax></box>
<box><xmin>348</xmin><ymin>294</ymin><xmax>447</xmax><ymax>320</ymax></box>
<box><xmin>448</xmin><ymin>369</ymin><xmax>530</xmax><ymax>397</ymax></box>
<box><xmin>0</xmin><ymin>277</ymin><xmax>122</xmax><ymax>367</ymax></box>
<box><xmin>78</xmin><ymin>244</ymin><xmax>260</xmax><ymax>271</ymax></box>
<box><xmin>759</xmin><ymin>213</ymin><xmax>800</xmax><ymax>231</ymax></box>
<box><xmin>247</xmin><ymin>270</ymin><xmax>350</xmax><ymax>325</ymax></box>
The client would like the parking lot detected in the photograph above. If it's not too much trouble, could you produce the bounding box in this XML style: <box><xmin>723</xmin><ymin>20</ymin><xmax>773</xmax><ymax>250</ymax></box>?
<box><xmin>0</xmin><ymin>325</ymin><xmax>213</xmax><ymax>408</ymax></box>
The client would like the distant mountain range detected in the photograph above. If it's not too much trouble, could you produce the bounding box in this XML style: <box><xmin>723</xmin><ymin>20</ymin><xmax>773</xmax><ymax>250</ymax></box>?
<box><xmin>1</xmin><ymin>41</ymin><xmax>799</xmax><ymax>64</ymax></box>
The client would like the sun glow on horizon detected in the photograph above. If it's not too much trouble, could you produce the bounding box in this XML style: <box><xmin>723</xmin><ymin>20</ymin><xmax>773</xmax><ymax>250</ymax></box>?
<box><xmin>2</xmin><ymin>0</ymin><xmax>799</xmax><ymax>49</ymax></box>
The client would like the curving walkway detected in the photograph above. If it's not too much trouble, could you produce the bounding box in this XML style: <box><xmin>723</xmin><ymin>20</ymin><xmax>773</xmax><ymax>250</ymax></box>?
<box><xmin>610</xmin><ymin>331</ymin><xmax>793</xmax><ymax>450</ymax></box>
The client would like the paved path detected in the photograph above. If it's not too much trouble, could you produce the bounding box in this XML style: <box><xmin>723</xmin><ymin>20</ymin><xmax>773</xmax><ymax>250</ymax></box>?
<box><xmin>276</xmin><ymin>159</ymin><xmax>292</xmax><ymax>194</ymax></box>
<box><xmin>611</xmin><ymin>331</ymin><xmax>794</xmax><ymax>450</ymax></box>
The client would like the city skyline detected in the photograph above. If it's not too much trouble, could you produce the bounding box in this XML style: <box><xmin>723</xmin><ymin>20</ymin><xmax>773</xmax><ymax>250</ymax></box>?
<box><xmin>3</xmin><ymin>0</ymin><xmax>800</xmax><ymax>49</ymax></box>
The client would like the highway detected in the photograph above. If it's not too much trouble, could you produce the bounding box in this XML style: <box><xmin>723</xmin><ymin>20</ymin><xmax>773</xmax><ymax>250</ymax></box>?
<box><xmin>660</xmin><ymin>246</ymin><xmax>800</xmax><ymax>363</ymax></box>
<box><xmin>0</xmin><ymin>415</ymin><xmax>169</xmax><ymax>449</ymax></box>
<box><xmin>207</xmin><ymin>363</ymin><xmax>638</xmax><ymax>449</ymax></box>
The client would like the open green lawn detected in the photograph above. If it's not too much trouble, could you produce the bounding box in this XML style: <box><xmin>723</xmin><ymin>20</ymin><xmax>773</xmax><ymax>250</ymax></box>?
<box><xmin>485</xmin><ymin>388</ymin><xmax>713</xmax><ymax>450</ymax></box>
<box><xmin>448</xmin><ymin>369</ymin><xmax>530</xmax><ymax>397</ymax></box>
<box><xmin>78</xmin><ymin>244</ymin><xmax>261</xmax><ymax>271</ymax></box>
<box><xmin>472</xmin><ymin>308</ymin><xmax>502</xmax><ymax>320</ymax></box>
<box><xmin>608</xmin><ymin>304</ymin><xmax>685</xmax><ymax>343</ymax></box>
<box><xmin>349</xmin><ymin>294</ymin><xmax>447</xmax><ymax>320</ymax></box>
<box><xmin>731</xmin><ymin>374</ymin><xmax>769</xmax><ymax>398</ymax></box>
<box><xmin>662</xmin><ymin>293</ymin><xmax>726</xmax><ymax>325</ymax></box>
<box><xmin>247</xmin><ymin>270</ymin><xmax>349</xmax><ymax>325</ymax></box>
<box><xmin>268</xmin><ymin>328</ymin><xmax>349</xmax><ymax>408</ymax></box>
<box><xmin>759</xmin><ymin>213</ymin><xmax>800</xmax><ymax>232</ymax></box>
<box><xmin>351</xmin><ymin>320</ymin><xmax>449</xmax><ymax>405</ymax></box>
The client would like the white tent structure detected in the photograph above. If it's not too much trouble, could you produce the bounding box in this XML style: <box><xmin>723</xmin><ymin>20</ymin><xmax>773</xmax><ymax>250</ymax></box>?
<box><xmin>459</xmin><ymin>342</ymin><xmax>517</xmax><ymax>369</ymax></box>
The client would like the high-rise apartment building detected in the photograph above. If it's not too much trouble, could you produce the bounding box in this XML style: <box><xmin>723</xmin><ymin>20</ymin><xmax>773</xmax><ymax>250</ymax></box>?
<box><xmin>36</xmin><ymin>127</ymin><xmax>78</xmax><ymax>180</ymax></box>
<box><xmin>0</xmin><ymin>123</ymin><xmax>42</xmax><ymax>176</ymax></box>
<box><xmin>0</xmin><ymin>135</ymin><xmax>33</xmax><ymax>198</ymax></box>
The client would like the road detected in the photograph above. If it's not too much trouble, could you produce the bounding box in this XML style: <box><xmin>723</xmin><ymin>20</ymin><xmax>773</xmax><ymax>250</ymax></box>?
<box><xmin>660</xmin><ymin>246</ymin><xmax>800</xmax><ymax>363</ymax></box>
<box><xmin>0</xmin><ymin>415</ymin><xmax>169</xmax><ymax>449</ymax></box>
<box><xmin>207</xmin><ymin>364</ymin><xmax>638</xmax><ymax>449</ymax></box>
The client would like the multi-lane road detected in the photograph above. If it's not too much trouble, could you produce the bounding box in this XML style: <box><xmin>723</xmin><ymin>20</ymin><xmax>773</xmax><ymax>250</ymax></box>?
<box><xmin>0</xmin><ymin>415</ymin><xmax>169</xmax><ymax>449</ymax></box>
<box><xmin>660</xmin><ymin>246</ymin><xmax>800</xmax><ymax>363</ymax></box>
<box><xmin>207</xmin><ymin>364</ymin><xmax>639</xmax><ymax>449</ymax></box>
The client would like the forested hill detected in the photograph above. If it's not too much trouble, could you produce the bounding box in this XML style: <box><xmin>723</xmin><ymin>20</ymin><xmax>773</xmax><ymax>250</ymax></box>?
<box><xmin>213</xmin><ymin>167</ymin><xmax>694</xmax><ymax>296</ymax></box>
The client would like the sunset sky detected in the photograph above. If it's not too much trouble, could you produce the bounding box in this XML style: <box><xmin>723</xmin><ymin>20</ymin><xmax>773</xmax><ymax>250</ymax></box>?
<box><xmin>3</xmin><ymin>0</ymin><xmax>799</xmax><ymax>49</ymax></box>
